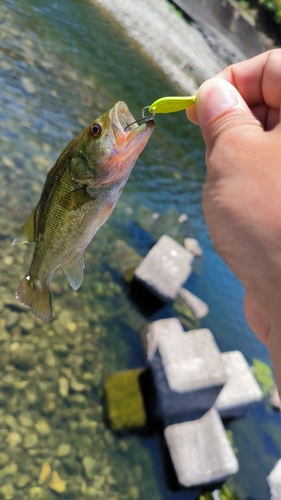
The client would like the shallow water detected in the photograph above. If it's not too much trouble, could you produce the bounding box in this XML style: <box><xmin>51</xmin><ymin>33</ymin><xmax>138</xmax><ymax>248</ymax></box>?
<box><xmin>0</xmin><ymin>0</ymin><xmax>280</xmax><ymax>499</ymax></box>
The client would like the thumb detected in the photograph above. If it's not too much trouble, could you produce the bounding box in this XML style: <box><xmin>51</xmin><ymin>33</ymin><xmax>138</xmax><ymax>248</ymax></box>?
<box><xmin>196</xmin><ymin>77</ymin><xmax>259</xmax><ymax>152</ymax></box>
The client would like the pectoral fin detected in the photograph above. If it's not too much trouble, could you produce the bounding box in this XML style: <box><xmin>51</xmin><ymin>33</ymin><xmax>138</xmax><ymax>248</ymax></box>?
<box><xmin>12</xmin><ymin>207</ymin><xmax>37</xmax><ymax>246</ymax></box>
<box><xmin>63</xmin><ymin>254</ymin><xmax>85</xmax><ymax>290</ymax></box>
<box><xmin>59</xmin><ymin>187</ymin><xmax>93</xmax><ymax>211</ymax></box>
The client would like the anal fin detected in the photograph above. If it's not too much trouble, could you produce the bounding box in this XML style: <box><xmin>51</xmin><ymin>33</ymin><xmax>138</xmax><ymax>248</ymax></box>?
<box><xmin>12</xmin><ymin>207</ymin><xmax>37</xmax><ymax>246</ymax></box>
<box><xmin>63</xmin><ymin>254</ymin><xmax>85</xmax><ymax>290</ymax></box>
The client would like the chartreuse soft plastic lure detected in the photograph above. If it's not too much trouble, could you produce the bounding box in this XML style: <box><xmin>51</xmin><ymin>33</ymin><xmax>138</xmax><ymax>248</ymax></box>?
<box><xmin>148</xmin><ymin>95</ymin><xmax>196</xmax><ymax>114</ymax></box>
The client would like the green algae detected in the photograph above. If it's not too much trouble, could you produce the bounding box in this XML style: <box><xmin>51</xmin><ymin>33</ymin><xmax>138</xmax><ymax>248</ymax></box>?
<box><xmin>252</xmin><ymin>358</ymin><xmax>274</xmax><ymax>395</ymax></box>
<box><xmin>105</xmin><ymin>368</ymin><xmax>147</xmax><ymax>430</ymax></box>
<box><xmin>172</xmin><ymin>292</ymin><xmax>199</xmax><ymax>330</ymax></box>
<box><xmin>199</xmin><ymin>484</ymin><xmax>241</xmax><ymax>500</ymax></box>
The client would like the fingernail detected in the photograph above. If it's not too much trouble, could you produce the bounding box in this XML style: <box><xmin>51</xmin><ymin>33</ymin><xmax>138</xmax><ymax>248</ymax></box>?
<box><xmin>196</xmin><ymin>78</ymin><xmax>244</xmax><ymax>123</ymax></box>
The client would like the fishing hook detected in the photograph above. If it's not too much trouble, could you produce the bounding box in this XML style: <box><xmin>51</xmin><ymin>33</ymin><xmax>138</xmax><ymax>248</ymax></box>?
<box><xmin>124</xmin><ymin>106</ymin><xmax>155</xmax><ymax>131</ymax></box>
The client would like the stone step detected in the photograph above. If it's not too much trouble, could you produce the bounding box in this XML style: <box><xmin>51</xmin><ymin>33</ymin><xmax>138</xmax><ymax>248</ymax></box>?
<box><xmin>164</xmin><ymin>408</ymin><xmax>239</xmax><ymax>487</ymax></box>
<box><xmin>215</xmin><ymin>351</ymin><xmax>263</xmax><ymax>418</ymax></box>
<box><xmin>147</xmin><ymin>318</ymin><xmax>227</xmax><ymax>421</ymax></box>
<box><xmin>134</xmin><ymin>235</ymin><xmax>193</xmax><ymax>302</ymax></box>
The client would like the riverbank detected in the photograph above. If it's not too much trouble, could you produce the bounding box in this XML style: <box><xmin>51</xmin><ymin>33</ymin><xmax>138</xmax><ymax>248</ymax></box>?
<box><xmin>93</xmin><ymin>0</ymin><xmax>274</xmax><ymax>94</ymax></box>
<box><xmin>93</xmin><ymin>0</ymin><xmax>224</xmax><ymax>94</ymax></box>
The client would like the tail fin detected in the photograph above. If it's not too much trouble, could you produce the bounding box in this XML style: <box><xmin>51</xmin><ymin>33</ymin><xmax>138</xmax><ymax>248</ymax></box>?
<box><xmin>16</xmin><ymin>276</ymin><xmax>52</xmax><ymax>322</ymax></box>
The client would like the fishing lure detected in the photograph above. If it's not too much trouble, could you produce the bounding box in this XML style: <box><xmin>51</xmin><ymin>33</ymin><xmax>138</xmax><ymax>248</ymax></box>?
<box><xmin>148</xmin><ymin>95</ymin><xmax>196</xmax><ymax>114</ymax></box>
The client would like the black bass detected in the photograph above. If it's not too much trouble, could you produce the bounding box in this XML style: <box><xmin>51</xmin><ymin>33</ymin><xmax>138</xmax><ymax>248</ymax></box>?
<box><xmin>13</xmin><ymin>102</ymin><xmax>155</xmax><ymax>322</ymax></box>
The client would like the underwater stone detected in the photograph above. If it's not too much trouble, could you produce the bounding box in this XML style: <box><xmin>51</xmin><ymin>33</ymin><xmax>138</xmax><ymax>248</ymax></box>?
<box><xmin>56</xmin><ymin>443</ymin><xmax>71</xmax><ymax>457</ymax></box>
<box><xmin>183</xmin><ymin>237</ymin><xmax>203</xmax><ymax>256</ymax></box>
<box><xmin>82</xmin><ymin>457</ymin><xmax>97</xmax><ymax>479</ymax></box>
<box><xmin>267</xmin><ymin>459</ymin><xmax>281</xmax><ymax>500</ymax></box>
<box><xmin>6</xmin><ymin>312</ymin><xmax>19</xmax><ymax>328</ymax></box>
<box><xmin>41</xmin><ymin>393</ymin><xmax>56</xmax><ymax>414</ymax></box>
<box><xmin>18</xmin><ymin>415</ymin><xmax>33</xmax><ymax>427</ymax></box>
<box><xmin>29</xmin><ymin>487</ymin><xmax>43</xmax><ymax>497</ymax></box>
<box><xmin>6</xmin><ymin>432</ymin><xmax>22</xmax><ymax>447</ymax></box>
<box><xmin>15</xmin><ymin>474</ymin><xmax>30</xmax><ymax>488</ymax></box>
<box><xmin>147</xmin><ymin>319</ymin><xmax>227</xmax><ymax>420</ymax></box>
<box><xmin>49</xmin><ymin>470</ymin><xmax>66</xmax><ymax>494</ymax></box>
<box><xmin>71</xmin><ymin>380</ymin><xmax>86</xmax><ymax>392</ymax></box>
<box><xmin>23</xmin><ymin>432</ymin><xmax>38</xmax><ymax>449</ymax></box>
<box><xmin>59</xmin><ymin>377</ymin><xmax>69</xmax><ymax>397</ymax></box>
<box><xmin>215</xmin><ymin>351</ymin><xmax>263</xmax><ymax>418</ymax></box>
<box><xmin>11</xmin><ymin>343</ymin><xmax>36</xmax><ymax>370</ymax></box>
<box><xmin>19</xmin><ymin>316</ymin><xmax>34</xmax><ymax>332</ymax></box>
<box><xmin>177</xmin><ymin>287</ymin><xmax>209</xmax><ymax>320</ymax></box>
<box><xmin>134</xmin><ymin>235</ymin><xmax>193</xmax><ymax>302</ymax></box>
<box><xmin>0</xmin><ymin>483</ymin><xmax>14</xmax><ymax>500</ymax></box>
<box><xmin>38</xmin><ymin>462</ymin><xmax>51</xmax><ymax>485</ymax></box>
<box><xmin>105</xmin><ymin>368</ymin><xmax>147</xmax><ymax>430</ymax></box>
<box><xmin>35</xmin><ymin>419</ymin><xmax>51</xmax><ymax>436</ymax></box>
<box><xmin>164</xmin><ymin>408</ymin><xmax>239</xmax><ymax>487</ymax></box>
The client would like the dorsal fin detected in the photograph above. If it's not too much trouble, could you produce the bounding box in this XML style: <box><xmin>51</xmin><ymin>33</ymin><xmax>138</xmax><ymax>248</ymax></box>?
<box><xmin>12</xmin><ymin>207</ymin><xmax>37</xmax><ymax>246</ymax></box>
<box><xmin>62</xmin><ymin>254</ymin><xmax>85</xmax><ymax>290</ymax></box>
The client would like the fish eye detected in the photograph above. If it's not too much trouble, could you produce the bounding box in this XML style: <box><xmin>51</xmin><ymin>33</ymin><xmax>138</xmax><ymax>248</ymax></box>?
<box><xmin>90</xmin><ymin>123</ymin><xmax>102</xmax><ymax>137</ymax></box>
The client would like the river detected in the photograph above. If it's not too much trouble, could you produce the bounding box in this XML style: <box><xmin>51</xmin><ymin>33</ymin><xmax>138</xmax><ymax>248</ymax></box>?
<box><xmin>0</xmin><ymin>0</ymin><xmax>280</xmax><ymax>499</ymax></box>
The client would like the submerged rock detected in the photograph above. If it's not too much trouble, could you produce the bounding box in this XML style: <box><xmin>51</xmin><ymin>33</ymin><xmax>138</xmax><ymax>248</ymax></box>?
<box><xmin>41</xmin><ymin>393</ymin><xmax>56</xmax><ymax>415</ymax></box>
<box><xmin>49</xmin><ymin>471</ymin><xmax>66</xmax><ymax>494</ymax></box>
<box><xmin>0</xmin><ymin>483</ymin><xmax>14</xmax><ymax>500</ymax></box>
<box><xmin>82</xmin><ymin>456</ymin><xmax>97</xmax><ymax>479</ymax></box>
<box><xmin>183</xmin><ymin>237</ymin><xmax>203</xmax><ymax>257</ymax></box>
<box><xmin>11</xmin><ymin>343</ymin><xmax>36</xmax><ymax>370</ymax></box>
<box><xmin>15</xmin><ymin>474</ymin><xmax>30</xmax><ymax>488</ymax></box>
<box><xmin>35</xmin><ymin>419</ymin><xmax>51</xmax><ymax>437</ymax></box>
<box><xmin>23</xmin><ymin>432</ymin><xmax>38</xmax><ymax>449</ymax></box>
<box><xmin>58</xmin><ymin>377</ymin><xmax>69</xmax><ymax>397</ymax></box>
<box><xmin>38</xmin><ymin>462</ymin><xmax>51</xmax><ymax>485</ymax></box>
<box><xmin>56</xmin><ymin>443</ymin><xmax>71</xmax><ymax>457</ymax></box>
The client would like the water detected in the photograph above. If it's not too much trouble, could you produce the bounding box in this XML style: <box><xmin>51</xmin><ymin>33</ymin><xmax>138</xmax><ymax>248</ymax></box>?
<box><xmin>0</xmin><ymin>0</ymin><xmax>280</xmax><ymax>498</ymax></box>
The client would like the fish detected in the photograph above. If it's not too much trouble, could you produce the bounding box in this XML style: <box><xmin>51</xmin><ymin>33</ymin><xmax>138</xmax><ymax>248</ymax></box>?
<box><xmin>12</xmin><ymin>101</ymin><xmax>155</xmax><ymax>322</ymax></box>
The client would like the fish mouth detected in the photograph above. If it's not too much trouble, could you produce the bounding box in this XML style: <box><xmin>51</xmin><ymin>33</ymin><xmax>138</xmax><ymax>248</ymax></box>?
<box><xmin>110</xmin><ymin>101</ymin><xmax>155</xmax><ymax>147</ymax></box>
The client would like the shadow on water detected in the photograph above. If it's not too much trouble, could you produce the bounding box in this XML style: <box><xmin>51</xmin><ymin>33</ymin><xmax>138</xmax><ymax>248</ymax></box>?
<box><xmin>0</xmin><ymin>0</ymin><xmax>279</xmax><ymax>499</ymax></box>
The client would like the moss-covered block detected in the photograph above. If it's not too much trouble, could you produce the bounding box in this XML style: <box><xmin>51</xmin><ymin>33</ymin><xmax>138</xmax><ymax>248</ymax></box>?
<box><xmin>105</xmin><ymin>368</ymin><xmax>147</xmax><ymax>430</ymax></box>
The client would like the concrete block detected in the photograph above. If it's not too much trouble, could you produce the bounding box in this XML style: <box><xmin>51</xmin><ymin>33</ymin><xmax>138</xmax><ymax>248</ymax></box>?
<box><xmin>104</xmin><ymin>368</ymin><xmax>146</xmax><ymax>430</ymax></box>
<box><xmin>178</xmin><ymin>287</ymin><xmax>209</xmax><ymax>320</ymax></box>
<box><xmin>147</xmin><ymin>319</ymin><xmax>227</xmax><ymax>419</ymax></box>
<box><xmin>215</xmin><ymin>351</ymin><xmax>263</xmax><ymax>418</ymax></box>
<box><xmin>134</xmin><ymin>235</ymin><xmax>193</xmax><ymax>302</ymax></box>
<box><xmin>184</xmin><ymin>237</ymin><xmax>203</xmax><ymax>257</ymax></box>
<box><xmin>165</xmin><ymin>408</ymin><xmax>239</xmax><ymax>487</ymax></box>
<box><xmin>267</xmin><ymin>459</ymin><xmax>281</xmax><ymax>500</ymax></box>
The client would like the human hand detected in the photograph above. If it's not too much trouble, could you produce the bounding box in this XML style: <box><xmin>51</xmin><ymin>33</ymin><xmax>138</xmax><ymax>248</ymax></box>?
<box><xmin>186</xmin><ymin>49</ymin><xmax>281</xmax><ymax>394</ymax></box>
